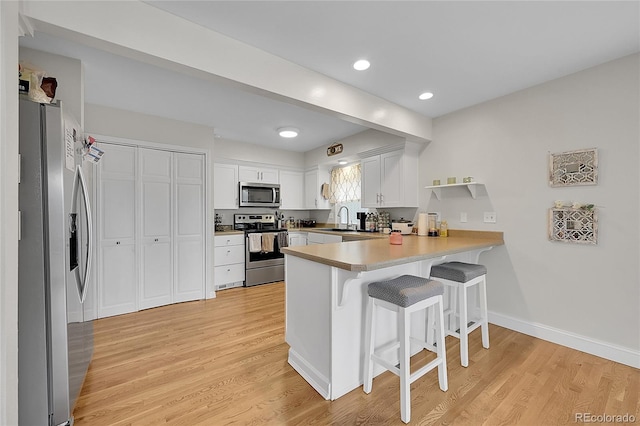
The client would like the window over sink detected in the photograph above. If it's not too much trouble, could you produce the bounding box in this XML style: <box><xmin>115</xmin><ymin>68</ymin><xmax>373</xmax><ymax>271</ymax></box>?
<box><xmin>330</xmin><ymin>163</ymin><xmax>363</xmax><ymax>226</ymax></box>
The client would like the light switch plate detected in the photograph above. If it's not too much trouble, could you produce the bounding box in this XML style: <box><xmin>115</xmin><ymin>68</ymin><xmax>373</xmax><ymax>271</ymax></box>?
<box><xmin>460</xmin><ymin>212</ymin><xmax>468</xmax><ymax>223</ymax></box>
<box><xmin>484</xmin><ymin>212</ymin><xmax>497</xmax><ymax>223</ymax></box>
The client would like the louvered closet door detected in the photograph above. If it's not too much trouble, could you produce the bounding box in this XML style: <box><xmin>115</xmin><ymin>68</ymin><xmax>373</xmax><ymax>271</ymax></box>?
<box><xmin>98</xmin><ymin>145</ymin><xmax>137</xmax><ymax>318</ymax></box>
<box><xmin>173</xmin><ymin>153</ymin><xmax>205</xmax><ymax>303</ymax></box>
<box><xmin>139</xmin><ymin>148</ymin><xmax>173</xmax><ymax>310</ymax></box>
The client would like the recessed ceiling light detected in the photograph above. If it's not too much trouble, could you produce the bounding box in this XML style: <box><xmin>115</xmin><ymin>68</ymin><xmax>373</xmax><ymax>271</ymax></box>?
<box><xmin>353</xmin><ymin>59</ymin><xmax>370</xmax><ymax>71</ymax></box>
<box><xmin>419</xmin><ymin>92</ymin><xmax>434</xmax><ymax>100</ymax></box>
<box><xmin>278</xmin><ymin>127</ymin><xmax>299</xmax><ymax>138</ymax></box>
<box><xmin>338</xmin><ymin>160</ymin><xmax>348</xmax><ymax>165</ymax></box>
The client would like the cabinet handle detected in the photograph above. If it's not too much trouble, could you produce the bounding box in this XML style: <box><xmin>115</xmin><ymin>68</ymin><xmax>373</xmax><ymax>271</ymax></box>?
<box><xmin>116</xmin><ymin>241</ymin><xmax>120</xmax><ymax>245</ymax></box>
<box><xmin>154</xmin><ymin>238</ymin><xmax>159</xmax><ymax>242</ymax></box>
<box><xmin>376</xmin><ymin>193</ymin><xmax>380</xmax><ymax>203</ymax></box>
<box><xmin>227</xmin><ymin>268</ymin><xmax>231</xmax><ymax>272</ymax></box>
<box><xmin>227</xmin><ymin>250</ymin><xmax>231</xmax><ymax>254</ymax></box>
<box><xmin>380</xmin><ymin>193</ymin><xmax>384</xmax><ymax>204</ymax></box>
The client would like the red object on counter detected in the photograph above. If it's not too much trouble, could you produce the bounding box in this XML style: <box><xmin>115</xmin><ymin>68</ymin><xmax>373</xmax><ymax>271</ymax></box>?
<box><xmin>390</xmin><ymin>231</ymin><xmax>403</xmax><ymax>245</ymax></box>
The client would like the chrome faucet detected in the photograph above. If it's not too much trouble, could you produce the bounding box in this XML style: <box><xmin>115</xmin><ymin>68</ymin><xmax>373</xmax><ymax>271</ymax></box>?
<box><xmin>337</xmin><ymin>205</ymin><xmax>350</xmax><ymax>230</ymax></box>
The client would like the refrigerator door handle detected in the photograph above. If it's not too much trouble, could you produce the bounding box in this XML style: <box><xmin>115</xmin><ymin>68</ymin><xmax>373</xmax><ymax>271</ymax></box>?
<box><xmin>71</xmin><ymin>165</ymin><xmax>93</xmax><ymax>303</ymax></box>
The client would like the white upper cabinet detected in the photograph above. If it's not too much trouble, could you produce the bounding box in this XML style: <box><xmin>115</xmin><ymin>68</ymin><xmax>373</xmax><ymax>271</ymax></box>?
<box><xmin>214</xmin><ymin>163</ymin><xmax>238</xmax><ymax>209</ymax></box>
<box><xmin>279</xmin><ymin>170</ymin><xmax>305</xmax><ymax>210</ymax></box>
<box><xmin>360</xmin><ymin>142</ymin><xmax>420</xmax><ymax>208</ymax></box>
<box><xmin>361</xmin><ymin>156</ymin><xmax>382</xmax><ymax>209</ymax></box>
<box><xmin>238</xmin><ymin>165</ymin><xmax>279</xmax><ymax>184</ymax></box>
<box><xmin>305</xmin><ymin>167</ymin><xmax>331</xmax><ymax>210</ymax></box>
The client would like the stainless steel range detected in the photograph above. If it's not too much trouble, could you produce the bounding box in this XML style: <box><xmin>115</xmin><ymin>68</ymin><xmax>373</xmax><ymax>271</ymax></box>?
<box><xmin>234</xmin><ymin>214</ymin><xmax>288</xmax><ymax>287</ymax></box>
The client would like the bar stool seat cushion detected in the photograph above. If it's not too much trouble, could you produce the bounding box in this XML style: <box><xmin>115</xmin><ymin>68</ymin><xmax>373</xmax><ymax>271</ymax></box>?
<box><xmin>368</xmin><ymin>275</ymin><xmax>444</xmax><ymax>308</ymax></box>
<box><xmin>430</xmin><ymin>262</ymin><xmax>487</xmax><ymax>283</ymax></box>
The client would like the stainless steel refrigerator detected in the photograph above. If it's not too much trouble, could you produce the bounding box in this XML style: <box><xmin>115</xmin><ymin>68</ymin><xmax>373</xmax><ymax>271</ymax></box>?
<box><xmin>18</xmin><ymin>98</ymin><xmax>94</xmax><ymax>426</ymax></box>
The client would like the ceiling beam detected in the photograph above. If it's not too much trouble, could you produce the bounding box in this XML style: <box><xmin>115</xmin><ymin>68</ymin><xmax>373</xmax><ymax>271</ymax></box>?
<box><xmin>20</xmin><ymin>0</ymin><xmax>431</xmax><ymax>142</ymax></box>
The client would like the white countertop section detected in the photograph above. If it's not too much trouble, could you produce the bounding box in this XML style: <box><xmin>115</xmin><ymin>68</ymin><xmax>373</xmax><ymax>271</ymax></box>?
<box><xmin>281</xmin><ymin>230</ymin><xmax>504</xmax><ymax>272</ymax></box>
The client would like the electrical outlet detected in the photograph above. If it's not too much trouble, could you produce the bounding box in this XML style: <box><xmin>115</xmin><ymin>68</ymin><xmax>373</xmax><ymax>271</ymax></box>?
<box><xmin>460</xmin><ymin>212</ymin><xmax>468</xmax><ymax>223</ymax></box>
<box><xmin>484</xmin><ymin>212</ymin><xmax>497</xmax><ymax>223</ymax></box>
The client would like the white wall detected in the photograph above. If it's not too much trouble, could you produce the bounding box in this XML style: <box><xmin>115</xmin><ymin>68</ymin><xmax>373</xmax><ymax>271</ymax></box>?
<box><xmin>420</xmin><ymin>54</ymin><xmax>639</xmax><ymax>365</ymax></box>
<box><xmin>0</xmin><ymin>2</ymin><xmax>20</xmax><ymax>423</ymax></box>
<box><xmin>86</xmin><ymin>103</ymin><xmax>214</xmax><ymax>150</ymax></box>
<box><xmin>215</xmin><ymin>137</ymin><xmax>305</xmax><ymax>169</ymax></box>
<box><xmin>303</xmin><ymin>128</ymin><xmax>408</xmax><ymax>169</ymax></box>
<box><xmin>19</xmin><ymin>46</ymin><xmax>84</xmax><ymax>127</ymax></box>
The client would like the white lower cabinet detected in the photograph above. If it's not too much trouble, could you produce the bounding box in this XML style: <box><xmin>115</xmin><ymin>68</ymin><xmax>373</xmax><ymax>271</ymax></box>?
<box><xmin>214</xmin><ymin>234</ymin><xmax>245</xmax><ymax>290</ymax></box>
<box><xmin>287</xmin><ymin>232</ymin><xmax>308</xmax><ymax>247</ymax></box>
<box><xmin>307</xmin><ymin>232</ymin><xmax>342</xmax><ymax>245</ymax></box>
<box><xmin>97</xmin><ymin>144</ymin><xmax>206</xmax><ymax>318</ymax></box>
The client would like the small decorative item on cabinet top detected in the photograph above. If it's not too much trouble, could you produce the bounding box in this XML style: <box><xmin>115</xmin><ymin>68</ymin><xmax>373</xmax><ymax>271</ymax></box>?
<box><xmin>326</xmin><ymin>143</ymin><xmax>343</xmax><ymax>157</ymax></box>
<box><xmin>549</xmin><ymin>148</ymin><xmax>598</xmax><ymax>187</ymax></box>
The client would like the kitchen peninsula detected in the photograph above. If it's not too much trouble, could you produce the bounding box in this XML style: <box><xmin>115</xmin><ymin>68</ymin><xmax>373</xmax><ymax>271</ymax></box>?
<box><xmin>282</xmin><ymin>230</ymin><xmax>504</xmax><ymax>400</ymax></box>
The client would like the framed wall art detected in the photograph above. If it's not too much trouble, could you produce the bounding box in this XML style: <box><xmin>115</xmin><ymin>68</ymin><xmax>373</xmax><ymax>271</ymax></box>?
<box><xmin>548</xmin><ymin>206</ymin><xmax>598</xmax><ymax>245</ymax></box>
<box><xmin>549</xmin><ymin>148</ymin><xmax>598</xmax><ymax>187</ymax></box>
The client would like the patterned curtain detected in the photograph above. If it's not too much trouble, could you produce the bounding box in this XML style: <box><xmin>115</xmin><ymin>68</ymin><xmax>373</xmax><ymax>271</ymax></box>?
<box><xmin>329</xmin><ymin>164</ymin><xmax>361</xmax><ymax>204</ymax></box>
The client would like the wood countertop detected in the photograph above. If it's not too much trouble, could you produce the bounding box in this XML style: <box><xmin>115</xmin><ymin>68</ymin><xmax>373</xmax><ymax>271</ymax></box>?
<box><xmin>281</xmin><ymin>230</ymin><xmax>504</xmax><ymax>272</ymax></box>
<box><xmin>214</xmin><ymin>230</ymin><xmax>244</xmax><ymax>236</ymax></box>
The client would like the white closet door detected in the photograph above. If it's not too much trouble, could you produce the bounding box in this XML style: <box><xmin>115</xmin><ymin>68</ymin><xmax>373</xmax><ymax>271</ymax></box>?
<box><xmin>98</xmin><ymin>145</ymin><xmax>137</xmax><ymax>318</ymax></box>
<box><xmin>138</xmin><ymin>148</ymin><xmax>173</xmax><ymax>310</ymax></box>
<box><xmin>173</xmin><ymin>153</ymin><xmax>205</xmax><ymax>303</ymax></box>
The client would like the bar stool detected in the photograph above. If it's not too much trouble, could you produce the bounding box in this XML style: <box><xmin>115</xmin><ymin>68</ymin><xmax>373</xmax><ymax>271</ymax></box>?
<box><xmin>363</xmin><ymin>275</ymin><xmax>448</xmax><ymax>424</ymax></box>
<box><xmin>429</xmin><ymin>262</ymin><xmax>489</xmax><ymax>367</ymax></box>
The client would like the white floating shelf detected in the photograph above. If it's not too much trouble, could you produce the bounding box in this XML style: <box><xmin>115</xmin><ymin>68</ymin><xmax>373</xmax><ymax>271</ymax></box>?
<box><xmin>425</xmin><ymin>182</ymin><xmax>481</xmax><ymax>199</ymax></box>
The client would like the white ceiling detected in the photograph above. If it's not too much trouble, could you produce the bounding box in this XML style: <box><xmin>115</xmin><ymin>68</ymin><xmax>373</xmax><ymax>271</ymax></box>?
<box><xmin>19</xmin><ymin>1</ymin><xmax>639</xmax><ymax>152</ymax></box>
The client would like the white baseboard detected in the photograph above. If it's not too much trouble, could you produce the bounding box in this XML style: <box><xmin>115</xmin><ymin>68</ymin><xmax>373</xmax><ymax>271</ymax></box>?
<box><xmin>489</xmin><ymin>311</ymin><xmax>640</xmax><ymax>369</ymax></box>
<box><xmin>288</xmin><ymin>349</ymin><xmax>331</xmax><ymax>400</ymax></box>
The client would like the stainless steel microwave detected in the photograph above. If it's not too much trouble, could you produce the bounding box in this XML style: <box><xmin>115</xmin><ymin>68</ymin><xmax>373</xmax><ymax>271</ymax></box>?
<box><xmin>239</xmin><ymin>182</ymin><xmax>281</xmax><ymax>208</ymax></box>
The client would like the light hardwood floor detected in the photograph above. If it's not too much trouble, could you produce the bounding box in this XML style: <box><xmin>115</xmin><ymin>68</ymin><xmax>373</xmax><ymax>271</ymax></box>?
<box><xmin>73</xmin><ymin>282</ymin><xmax>639</xmax><ymax>425</ymax></box>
